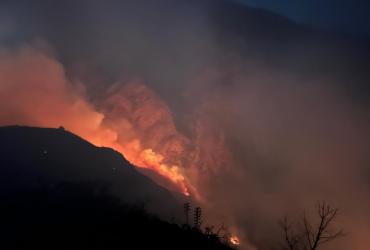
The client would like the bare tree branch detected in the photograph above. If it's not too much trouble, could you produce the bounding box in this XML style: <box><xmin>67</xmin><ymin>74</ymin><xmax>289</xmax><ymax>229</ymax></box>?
<box><xmin>279</xmin><ymin>217</ymin><xmax>301</xmax><ymax>250</ymax></box>
<box><xmin>279</xmin><ymin>201</ymin><xmax>344</xmax><ymax>250</ymax></box>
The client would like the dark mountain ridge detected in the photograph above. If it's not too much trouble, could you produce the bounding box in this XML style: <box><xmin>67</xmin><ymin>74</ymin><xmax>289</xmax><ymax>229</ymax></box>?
<box><xmin>0</xmin><ymin>125</ymin><xmax>183</xmax><ymax>217</ymax></box>
<box><xmin>0</xmin><ymin>125</ymin><xmax>235</xmax><ymax>250</ymax></box>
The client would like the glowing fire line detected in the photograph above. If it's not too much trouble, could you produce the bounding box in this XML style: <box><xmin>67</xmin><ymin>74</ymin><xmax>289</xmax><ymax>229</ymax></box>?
<box><xmin>96</xmin><ymin>138</ymin><xmax>190</xmax><ymax>196</ymax></box>
<box><xmin>135</xmin><ymin>148</ymin><xmax>190</xmax><ymax>196</ymax></box>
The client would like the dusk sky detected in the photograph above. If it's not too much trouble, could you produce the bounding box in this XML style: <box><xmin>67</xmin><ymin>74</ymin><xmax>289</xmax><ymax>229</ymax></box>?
<box><xmin>236</xmin><ymin>0</ymin><xmax>370</xmax><ymax>37</ymax></box>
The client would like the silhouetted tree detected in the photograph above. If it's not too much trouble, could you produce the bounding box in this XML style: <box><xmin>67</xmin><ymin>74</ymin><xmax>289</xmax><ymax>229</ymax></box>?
<box><xmin>2</xmin><ymin>183</ymin><xmax>235</xmax><ymax>250</ymax></box>
<box><xmin>279</xmin><ymin>201</ymin><xmax>344</xmax><ymax>250</ymax></box>
<box><xmin>216</xmin><ymin>223</ymin><xmax>232</xmax><ymax>244</ymax></box>
<box><xmin>193</xmin><ymin>206</ymin><xmax>202</xmax><ymax>230</ymax></box>
<box><xmin>205</xmin><ymin>225</ymin><xmax>215</xmax><ymax>236</ymax></box>
<box><xmin>184</xmin><ymin>202</ymin><xmax>191</xmax><ymax>226</ymax></box>
<box><xmin>302</xmin><ymin>202</ymin><xmax>344</xmax><ymax>249</ymax></box>
<box><xmin>216</xmin><ymin>223</ymin><xmax>226</xmax><ymax>237</ymax></box>
<box><xmin>279</xmin><ymin>217</ymin><xmax>301</xmax><ymax>250</ymax></box>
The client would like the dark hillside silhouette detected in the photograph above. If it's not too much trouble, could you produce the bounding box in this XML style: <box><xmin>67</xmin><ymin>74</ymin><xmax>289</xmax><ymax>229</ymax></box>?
<box><xmin>0</xmin><ymin>126</ymin><xmax>232</xmax><ymax>249</ymax></box>
<box><xmin>0</xmin><ymin>126</ymin><xmax>186</xmax><ymax>218</ymax></box>
<box><xmin>0</xmin><ymin>181</ymin><xmax>234</xmax><ymax>250</ymax></box>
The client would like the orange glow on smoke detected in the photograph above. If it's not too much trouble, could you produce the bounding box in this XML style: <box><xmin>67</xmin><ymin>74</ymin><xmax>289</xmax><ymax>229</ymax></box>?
<box><xmin>134</xmin><ymin>148</ymin><xmax>189</xmax><ymax>196</ymax></box>
<box><xmin>0</xmin><ymin>46</ymin><xmax>241</xmax><ymax>245</ymax></box>
<box><xmin>99</xmin><ymin>82</ymin><xmax>193</xmax><ymax>196</ymax></box>
<box><xmin>85</xmin><ymin>135</ymin><xmax>190</xmax><ymax>196</ymax></box>
<box><xmin>111</xmin><ymin>140</ymin><xmax>190</xmax><ymax>196</ymax></box>
<box><xmin>0</xmin><ymin>47</ymin><xmax>191</xmax><ymax>196</ymax></box>
<box><xmin>0</xmin><ymin>47</ymin><xmax>229</xmax><ymax>198</ymax></box>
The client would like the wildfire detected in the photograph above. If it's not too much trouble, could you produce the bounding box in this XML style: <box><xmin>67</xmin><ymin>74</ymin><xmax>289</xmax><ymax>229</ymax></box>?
<box><xmin>129</xmin><ymin>148</ymin><xmax>190</xmax><ymax>196</ymax></box>
<box><xmin>0</xmin><ymin>47</ymin><xmax>246</xmax><ymax>249</ymax></box>
<box><xmin>0</xmin><ymin>47</ymin><xmax>221</xmax><ymax>198</ymax></box>
<box><xmin>87</xmin><ymin>136</ymin><xmax>191</xmax><ymax>196</ymax></box>
<box><xmin>97</xmin><ymin>82</ymin><xmax>194</xmax><ymax>196</ymax></box>
<box><xmin>230</xmin><ymin>235</ymin><xmax>240</xmax><ymax>246</ymax></box>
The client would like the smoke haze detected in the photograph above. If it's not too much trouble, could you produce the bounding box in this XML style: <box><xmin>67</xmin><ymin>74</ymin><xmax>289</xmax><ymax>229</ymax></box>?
<box><xmin>0</xmin><ymin>1</ymin><xmax>369</xmax><ymax>249</ymax></box>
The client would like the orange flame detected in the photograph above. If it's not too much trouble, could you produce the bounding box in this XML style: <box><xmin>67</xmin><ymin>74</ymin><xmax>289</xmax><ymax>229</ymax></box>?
<box><xmin>0</xmin><ymin>48</ymin><xmax>192</xmax><ymax>196</ymax></box>
<box><xmin>124</xmin><ymin>147</ymin><xmax>190</xmax><ymax>196</ymax></box>
<box><xmin>0</xmin><ymin>47</ymin><xmax>241</xmax><ymax>247</ymax></box>
<box><xmin>87</xmin><ymin>136</ymin><xmax>191</xmax><ymax>196</ymax></box>
<box><xmin>230</xmin><ymin>235</ymin><xmax>240</xmax><ymax>246</ymax></box>
<box><xmin>99</xmin><ymin>82</ymin><xmax>194</xmax><ymax>196</ymax></box>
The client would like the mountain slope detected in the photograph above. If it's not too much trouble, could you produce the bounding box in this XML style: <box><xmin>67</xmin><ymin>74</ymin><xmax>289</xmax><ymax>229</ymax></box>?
<box><xmin>0</xmin><ymin>125</ymin><xmax>182</xmax><ymax>217</ymax></box>
<box><xmin>0</xmin><ymin>125</ymin><xmax>235</xmax><ymax>250</ymax></box>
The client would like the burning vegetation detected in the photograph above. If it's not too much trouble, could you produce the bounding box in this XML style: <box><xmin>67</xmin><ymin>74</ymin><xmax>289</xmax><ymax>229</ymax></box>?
<box><xmin>100</xmin><ymin>81</ymin><xmax>192</xmax><ymax>195</ymax></box>
<box><xmin>183</xmin><ymin>202</ymin><xmax>241</xmax><ymax>248</ymax></box>
<box><xmin>0</xmin><ymin>47</ymin><xmax>196</xmax><ymax>196</ymax></box>
<box><xmin>0</xmin><ymin>45</ymin><xmax>242</xmax><ymax>245</ymax></box>
<box><xmin>0</xmin><ymin>38</ymin><xmax>363</xmax><ymax>249</ymax></box>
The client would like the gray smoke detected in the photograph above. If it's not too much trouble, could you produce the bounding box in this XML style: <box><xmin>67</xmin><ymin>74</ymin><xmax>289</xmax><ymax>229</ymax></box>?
<box><xmin>0</xmin><ymin>1</ymin><xmax>369</xmax><ymax>249</ymax></box>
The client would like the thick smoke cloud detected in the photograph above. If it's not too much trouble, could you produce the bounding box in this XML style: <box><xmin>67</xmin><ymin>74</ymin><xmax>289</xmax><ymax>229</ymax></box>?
<box><xmin>186</xmin><ymin>69</ymin><xmax>370</xmax><ymax>250</ymax></box>
<box><xmin>0</xmin><ymin>46</ymin><xmax>118</xmax><ymax>148</ymax></box>
<box><xmin>1</xmin><ymin>1</ymin><xmax>370</xmax><ymax>250</ymax></box>
<box><xmin>0</xmin><ymin>45</ymin><xmax>194</xmax><ymax>195</ymax></box>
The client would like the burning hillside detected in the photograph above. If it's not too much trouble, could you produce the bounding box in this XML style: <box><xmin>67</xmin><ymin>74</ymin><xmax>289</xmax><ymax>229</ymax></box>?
<box><xmin>1</xmin><ymin>1</ymin><xmax>370</xmax><ymax>249</ymax></box>
<box><xmin>0</xmin><ymin>46</ymin><xmax>232</xmax><ymax>200</ymax></box>
<box><xmin>101</xmin><ymin>81</ymin><xmax>192</xmax><ymax>195</ymax></box>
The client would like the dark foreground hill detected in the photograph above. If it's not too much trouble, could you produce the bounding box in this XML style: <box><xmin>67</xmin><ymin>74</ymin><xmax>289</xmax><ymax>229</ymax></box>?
<box><xmin>0</xmin><ymin>126</ymin><xmax>233</xmax><ymax>250</ymax></box>
<box><xmin>1</xmin><ymin>181</ymin><xmax>233</xmax><ymax>250</ymax></box>
<box><xmin>0</xmin><ymin>126</ymin><xmax>181</xmax><ymax>217</ymax></box>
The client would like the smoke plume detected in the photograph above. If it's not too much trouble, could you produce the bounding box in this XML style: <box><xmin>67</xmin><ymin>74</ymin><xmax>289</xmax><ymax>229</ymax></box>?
<box><xmin>0</xmin><ymin>1</ymin><xmax>370</xmax><ymax>250</ymax></box>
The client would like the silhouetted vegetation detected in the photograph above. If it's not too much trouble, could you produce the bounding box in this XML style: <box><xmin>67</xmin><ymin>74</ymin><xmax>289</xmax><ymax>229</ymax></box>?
<box><xmin>0</xmin><ymin>182</ymin><xmax>235</xmax><ymax>250</ymax></box>
<box><xmin>193</xmin><ymin>206</ymin><xmax>203</xmax><ymax>230</ymax></box>
<box><xmin>184</xmin><ymin>202</ymin><xmax>191</xmax><ymax>226</ymax></box>
<box><xmin>279</xmin><ymin>202</ymin><xmax>344</xmax><ymax>250</ymax></box>
<box><xmin>0</xmin><ymin>126</ymin><xmax>237</xmax><ymax>249</ymax></box>
<box><xmin>181</xmin><ymin>203</ymin><xmax>238</xmax><ymax>248</ymax></box>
